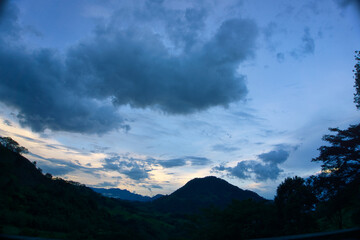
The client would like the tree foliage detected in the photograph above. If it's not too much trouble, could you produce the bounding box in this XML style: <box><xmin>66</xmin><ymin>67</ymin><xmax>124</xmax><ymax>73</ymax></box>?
<box><xmin>312</xmin><ymin>124</ymin><xmax>360</xmax><ymax>190</ymax></box>
<box><xmin>354</xmin><ymin>51</ymin><xmax>360</xmax><ymax>109</ymax></box>
<box><xmin>274</xmin><ymin>176</ymin><xmax>317</xmax><ymax>234</ymax></box>
<box><xmin>0</xmin><ymin>136</ymin><xmax>28</xmax><ymax>154</ymax></box>
<box><xmin>310</xmin><ymin>124</ymin><xmax>360</xmax><ymax>229</ymax></box>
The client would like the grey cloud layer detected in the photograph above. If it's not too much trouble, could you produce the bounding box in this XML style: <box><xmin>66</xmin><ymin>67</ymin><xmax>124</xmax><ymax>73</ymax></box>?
<box><xmin>213</xmin><ymin>148</ymin><xmax>290</xmax><ymax>181</ymax></box>
<box><xmin>103</xmin><ymin>155</ymin><xmax>153</xmax><ymax>180</ymax></box>
<box><xmin>157</xmin><ymin>156</ymin><xmax>211</xmax><ymax>168</ymax></box>
<box><xmin>0</xmin><ymin>1</ymin><xmax>258</xmax><ymax>133</ymax></box>
<box><xmin>102</xmin><ymin>154</ymin><xmax>212</xmax><ymax>180</ymax></box>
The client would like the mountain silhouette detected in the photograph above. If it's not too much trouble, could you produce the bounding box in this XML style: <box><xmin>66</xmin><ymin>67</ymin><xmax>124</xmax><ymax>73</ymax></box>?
<box><xmin>92</xmin><ymin>187</ymin><xmax>163</xmax><ymax>202</ymax></box>
<box><xmin>152</xmin><ymin>176</ymin><xmax>265</xmax><ymax>213</ymax></box>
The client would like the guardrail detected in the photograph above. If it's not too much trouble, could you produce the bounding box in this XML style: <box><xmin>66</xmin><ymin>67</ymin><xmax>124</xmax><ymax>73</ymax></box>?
<box><xmin>252</xmin><ymin>227</ymin><xmax>360</xmax><ymax>240</ymax></box>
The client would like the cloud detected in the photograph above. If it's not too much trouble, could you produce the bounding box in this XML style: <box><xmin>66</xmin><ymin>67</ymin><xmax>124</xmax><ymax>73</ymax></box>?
<box><xmin>29</xmin><ymin>152</ymin><xmax>101</xmax><ymax>177</ymax></box>
<box><xmin>0</xmin><ymin>47</ymin><xmax>128</xmax><ymax>134</ymax></box>
<box><xmin>301</xmin><ymin>28</ymin><xmax>315</xmax><ymax>54</ymax></box>
<box><xmin>335</xmin><ymin>0</ymin><xmax>360</xmax><ymax>14</ymax></box>
<box><xmin>0</xmin><ymin>2</ymin><xmax>128</xmax><ymax>134</ymax></box>
<box><xmin>276</xmin><ymin>52</ymin><xmax>285</xmax><ymax>63</ymax></box>
<box><xmin>158</xmin><ymin>156</ymin><xmax>211</xmax><ymax>168</ymax></box>
<box><xmin>158</xmin><ymin>158</ymin><xmax>187</xmax><ymax>168</ymax></box>
<box><xmin>101</xmin><ymin>154</ymin><xmax>211</xmax><ymax>181</ymax></box>
<box><xmin>121</xmin><ymin>165</ymin><xmax>149</xmax><ymax>181</ymax></box>
<box><xmin>212</xmin><ymin>144</ymin><xmax>239</xmax><ymax>153</ymax></box>
<box><xmin>0</xmin><ymin>1</ymin><xmax>259</xmax><ymax>134</ymax></box>
<box><xmin>93</xmin><ymin>181</ymin><xmax>120</xmax><ymax>188</ymax></box>
<box><xmin>40</xmin><ymin>163</ymin><xmax>75</xmax><ymax>176</ymax></box>
<box><xmin>0</xmin><ymin>1</ymin><xmax>20</xmax><ymax>42</ymax></box>
<box><xmin>263</xmin><ymin>22</ymin><xmax>279</xmax><ymax>52</ymax></box>
<box><xmin>213</xmin><ymin>148</ymin><xmax>291</xmax><ymax>181</ymax></box>
<box><xmin>291</xmin><ymin>27</ymin><xmax>315</xmax><ymax>59</ymax></box>
<box><xmin>258</xmin><ymin>149</ymin><xmax>289</xmax><ymax>164</ymax></box>
<box><xmin>66</xmin><ymin>17</ymin><xmax>257</xmax><ymax>114</ymax></box>
<box><xmin>102</xmin><ymin>155</ymin><xmax>153</xmax><ymax>180</ymax></box>
<box><xmin>187</xmin><ymin>156</ymin><xmax>212</xmax><ymax>166</ymax></box>
<box><xmin>3</xmin><ymin>119</ymin><xmax>12</xmax><ymax>126</ymax></box>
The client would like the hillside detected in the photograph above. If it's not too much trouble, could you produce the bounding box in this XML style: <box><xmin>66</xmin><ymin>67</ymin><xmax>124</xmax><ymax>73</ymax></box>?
<box><xmin>152</xmin><ymin>176</ymin><xmax>265</xmax><ymax>213</ymax></box>
<box><xmin>0</xmin><ymin>145</ymin><xmax>175</xmax><ymax>239</ymax></box>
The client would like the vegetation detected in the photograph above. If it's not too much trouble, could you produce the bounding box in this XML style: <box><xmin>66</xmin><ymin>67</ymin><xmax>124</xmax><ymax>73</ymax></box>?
<box><xmin>354</xmin><ymin>51</ymin><xmax>360</xmax><ymax>109</ymax></box>
<box><xmin>0</xmin><ymin>136</ymin><xmax>28</xmax><ymax>154</ymax></box>
<box><xmin>275</xmin><ymin>176</ymin><xmax>317</xmax><ymax>235</ymax></box>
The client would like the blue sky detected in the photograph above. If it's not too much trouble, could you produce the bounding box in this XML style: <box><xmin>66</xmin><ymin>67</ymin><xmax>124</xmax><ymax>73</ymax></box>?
<box><xmin>0</xmin><ymin>0</ymin><xmax>359</xmax><ymax>199</ymax></box>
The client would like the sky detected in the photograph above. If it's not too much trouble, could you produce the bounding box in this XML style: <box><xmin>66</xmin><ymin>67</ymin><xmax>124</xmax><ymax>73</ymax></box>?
<box><xmin>0</xmin><ymin>0</ymin><xmax>359</xmax><ymax>199</ymax></box>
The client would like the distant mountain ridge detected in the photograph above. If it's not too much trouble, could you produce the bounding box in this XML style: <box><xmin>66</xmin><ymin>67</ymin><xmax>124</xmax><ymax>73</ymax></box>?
<box><xmin>91</xmin><ymin>187</ymin><xmax>163</xmax><ymax>202</ymax></box>
<box><xmin>152</xmin><ymin>176</ymin><xmax>265</xmax><ymax>213</ymax></box>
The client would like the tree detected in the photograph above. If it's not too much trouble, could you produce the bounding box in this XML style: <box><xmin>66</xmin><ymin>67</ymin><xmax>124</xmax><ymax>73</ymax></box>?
<box><xmin>311</xmin><ymin>124</ymin><xmax>360</xmax><ymax>229</ymax></box>
<box><xmin>354</xmin><ymin>51</ymin><xmax>360</xmax><ymax>109</ymax></box>
<box><xmin>312</xmin><ymin>124</ymin><xmax>360</xmax><ymax>190</ymax></box>
<box><xmin>0</xmin><ymin>136</ymin><xmax>28</xmax><ymax>154</ymax></box>
<box><xmin>274</xmin><ymin>176</ymin><xmax>317</xmax><ymax>234</ymax></box>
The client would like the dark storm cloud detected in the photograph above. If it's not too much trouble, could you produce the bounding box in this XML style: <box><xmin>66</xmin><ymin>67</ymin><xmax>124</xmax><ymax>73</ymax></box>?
<box><xmin>335</xmin><ymin>0</ymin><xmax>360</xmax><ymax>14</ymax></box>
<box><xmin>0</xmin><ymin>46</ymin><xmax>128</xmax><ymax>134</ymax></box>
<box><xmin>0</xmin><ymin>1</ymin><xmax>20</xmax><ymax>41</ymax></box>
<box><xmin>0</xmin><ymin>1</ymin><xmax>258</xmax><ymax>134</ymax></box>
<box><xmin>0</xmin><ymin>3</ymin><xmax>127</xmax><ymax>134</ymax></box>
<box><xmin>213</xmin><ymin>148</ymin><xmax>290</xmax><ymax>181</ymax></box>
<box><xmin>66</xmin><ymin>17</ymin><xmax>257</xmax><ymax>114</ymax></box>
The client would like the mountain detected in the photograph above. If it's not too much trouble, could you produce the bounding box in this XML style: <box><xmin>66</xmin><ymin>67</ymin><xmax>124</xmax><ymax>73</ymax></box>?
<box><xmin>91</xmin><ymin>187</ymin><xmax>163</xmax><ymax>202</ymax></box>
<box><xmin>152</xmin><ymin>176</ymin><xmax>265</xmax><ymax>214</ymax></box>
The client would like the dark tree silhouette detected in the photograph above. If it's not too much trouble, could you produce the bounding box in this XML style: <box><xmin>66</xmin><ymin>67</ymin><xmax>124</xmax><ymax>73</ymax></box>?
<box><xmin>310</xmin><ymin>124</ymin><xmax>360</xmax><ymax>229</ymax></box>
<box><xmin>0</xmin><ymin>136</ymin><xmax>28</xmax><ymax>154</ymax></box>
<box><xmin>274</xmin><ymin>176</ymin><xmax>317</xmax><ymax>234</ymax></box>
<box><xmin>312</xmin><ymin>124</ymin><xmax>360</xmax><ymax>191</ymax></box>
<box><xmin>354</xmin><ymin>51</ymin><xmax>360</xmax><ymax>109</ymax></box>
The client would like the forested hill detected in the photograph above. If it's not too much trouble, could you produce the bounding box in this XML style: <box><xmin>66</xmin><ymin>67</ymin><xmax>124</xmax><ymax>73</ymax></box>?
<box><xmin>152</xmin><ymin>176</ymin><xmax>265</xmax><ymax>213</ymax></box>
<box><xmin>0</xmin><ymin>144</ymin><xmax>180</xmax><ymax>239</ymax></box>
